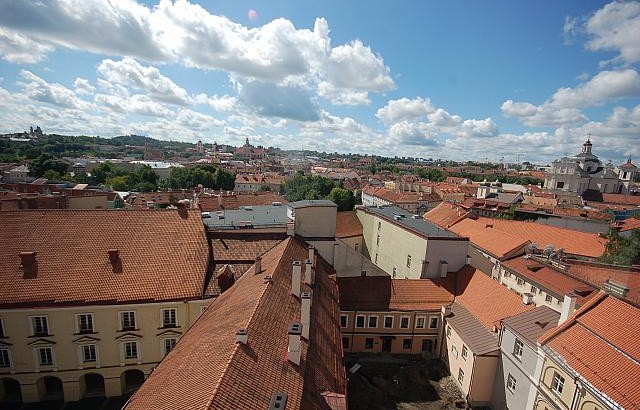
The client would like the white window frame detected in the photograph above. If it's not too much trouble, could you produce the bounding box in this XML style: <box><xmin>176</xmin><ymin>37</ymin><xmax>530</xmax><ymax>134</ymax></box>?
<box><xmin>545</xmin><ymin>294</ymin><xmax>553</xmax><ymax>304</ymax></box>
<box><xmin>355</xmin><ymin>315</ymin><xmax>366</xmax><ymax>328</ymax></box>
<box><xmin>76</xmin><ymin>313</ymin><xmax>94</xmax><ymax>334</ymax></box>
<box><xmin>551</xmin><ymin>372</ymin><xmax>565</xmax><ymax>395</ymax></box>
<box><xmin>161</xmin><ymin>337</ymin><xmax>177</xmax><ymax>357</ymax></box>
<box><xmin>38</xmin><ymin>347</ymin><xmax>54</xmax><ymax>366</ymax></box>
<box><xmin>82</xmin><ymin>344</ymin><xmax>97</xmax><ymax>363</ymax></box>
<box><xmin>415</xmin><ymin>315</ymin><xmax>426</xmax><ymax>329</ymax></box>
<box><xmin>161</xmin><ymin>308</ymin><xmax>178</xmax><ymax>328</ymax></box>
<box><xmin>428</xmin><ymin>316</ymin><xmax>439</xmax><ymax>329</ymax></box>
<box><xmin>406</xmin><ymin>255</ymin><xmax>411</xmax><ymax>268</ymax></box>
<box><xmin>383</xmin><ymin>315</ymin><xmax>394</xmax><ymax>329</ymax></box>
<box><xmin>30</xmin><ymin>315</ymin><xmax>49</xmax><ymax>336</ymax></box>
<box><xmin>516</xmin><ymin>277</ymin><xmax>525</xmax><ymax>286</ymax></box>
<box><xmin>400</xmin><ymin>315</ymin><xmax>410</xmax><ymax>329</ymax></box>
<box><xmin>513</xmin><ymin>338</ymin><xmax>524</xmax><ymax>359</ymax></box>
<box><xmin>120</xmin><ymin>311</ymin><xmax>137</xmax><ymax>331</ymax></box>
<box><xmin>123</xmin><ymin>341</ymin><xmax>139</xmax><ymax>360</ymax></box>
<box><xmin>367</xmin><ymin>315</ymin><xmax>378</xmax><ymax>328</ymax></box>
<box><xmin>530</xmin><ymin>285</ymin><xmax>538</xmax><ymax>294</ymax></box>
<box><xmin>457</xmin><ymin>368</ymin><xmax>464</xmax><ymax>384</ymax></box>
<box><xmin>507</xmin><ymin>374</ymin><xmax>517</xmax><ymax>392</ymax></box>
<box><xmin>446</xmin><ymin>325</ymin><xmax>451</xmax><ymax>338</ymax></box>
<box><xmin>461</xmin><ymin>345</ymin><xmax>468</xmax><ymax>360</ymax></box>
<box><xmin>0</xmin><ymin>348</ymin><xmax>12</xmax><ymax>368</ymax></box>
<box><xmin>340</xmin><ymin>314</ymin><xmax>348</xmax><ymax>328</ymax></box>
<box><xmin>0</xmin><ymin>317</ymin><xmax>5</xmax><ymax>338</ymax></box>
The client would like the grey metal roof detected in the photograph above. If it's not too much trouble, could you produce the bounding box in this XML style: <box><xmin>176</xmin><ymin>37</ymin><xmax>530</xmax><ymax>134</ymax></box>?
<box><xmin>447</xmin><ymin>302</ymin><xmax>499</xmax><ymax>355</ymax></box>
<box><xmin>203</xmin><ymin>205</ymin><xmax>289</xmax><ymax>229</ymax></box>
<box><xmin>288</xmin><ymin>200</ymin><xmax>337</xmax><ymax>209</ymax></box>
<box><xmin>501</xmin><ymin>306</ymin><xmax>560</xmax><ymax>348</ymax></box>
<box><xmin>364</xmin><ymin>205</ymin><xmax>458</xmax><ymax>238</ymax></box>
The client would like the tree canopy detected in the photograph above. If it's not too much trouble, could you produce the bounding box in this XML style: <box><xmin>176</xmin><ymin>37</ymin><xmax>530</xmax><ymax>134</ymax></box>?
<box><xmin>282</xmin><ymin>174</ymin><xmax>356</xmax><ymax>211</ymax></box>
<box><xmin>600</xmin><ymin>228</ymin><xmax>640</xmax><ymax>266</ymax></box>
<box><xmin>164</xmin><ymin>165</ymin><xmax>235</xmax><ymax>190</ymax></box>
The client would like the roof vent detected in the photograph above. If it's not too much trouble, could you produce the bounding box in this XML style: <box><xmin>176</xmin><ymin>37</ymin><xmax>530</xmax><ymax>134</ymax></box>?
<box><xmin>19</xmin><ymin>251</ymin><xmax>37</xmax><ymax>278</ymax></box>
<box><xmin>268</xmin><ymin>392</ymin><xmax>288</xmax><ymax>410</ymax></box>
<box><xmin>263</xmin><ymin>275</ymin><xmax>273</xmax><ymax>284</ymax></box>
<box><xmin>236</xmin><ymin>328</ymin><xmax>248</xmax><ymax>345</ymax></box>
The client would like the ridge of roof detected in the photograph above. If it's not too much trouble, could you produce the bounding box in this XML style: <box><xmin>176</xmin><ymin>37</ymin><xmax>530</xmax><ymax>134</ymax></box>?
<box><xmin>538</xmin><ymin>291</ymin><xmax>607</xmax><ymax>345</ymax></box>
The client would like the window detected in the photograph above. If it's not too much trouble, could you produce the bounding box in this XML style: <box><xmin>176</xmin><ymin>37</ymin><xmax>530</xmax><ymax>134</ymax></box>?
<box><xmin>504</xmin><ymin>271</ymin><xmax>511</xmax><ymax>278</ymax></box>
<box><xmin>0</xmin><ymin>349</ymin><xmax>10</xmax><ymax>367</ymax></box>
<box><xmin>340</xmin><ymin>315</ymin><xmax>348</xmax><ymax>328</ymax></box>
<box><xmin>354</xmin><ymin>243</ymin><xmax>359</xmax><ymax>252</ymax></box>
<box><xmin>39</xmin><ymin>347</ymin><xmax>53</xmax><ymax>365</ymax></box>
<box><xmin>31</xmin><ymin>316</ymin><xmax>49</xmax><ymax>336</ymax></box>
<box><xmin>545</xmin><ymin>294</ymin><xmax>553</xmax><ymax>304</ymax></box>
<box><xmin>376</xmin><ymin>235</ymin><xmax>380</xmax><ymax>246</ymax></box>
<box><xmin>551</xmin><ymin>372</ymin><xmax>565</xmax><ymax>395</ymax></box>
<box><xmin>556</xmin><ymin>181</ymin><xmax>564</xmax><ymax>189</ymax></box>
<box><xmin>375</xmin><ymin>253</ymin><xmax>378</xmax><ymax>263</ymax></box>
<box><xmin>121</xmin><ymin>311</ymin><xmax>136</xmax><ymax>330</ymax></box>
<box><xmin>530</xmin><ymin>285</ymin><xmax>538</xmax><ymax>294</ymax></box>
<box><xmin>406</xmin><ymin>255</ymin><xmax>411</xmax><ymax>268</ymax></box>
<box><xmin>364</xmin><ymin>338</ymin><xmax>374</xmax><ymax>349</ymax></box>
<box><xmin>451</xmin><ymin>345</ymin><xmax>458</xmax><ymax>358</ymax></box>
<box><xmin>392</xmin><ymin>267</ymin><xmax>397</xmax><ymax>278</ymax></box>
<box><xmin>368</xmin><ymin>316</ymin><xmax>378</xmax><ymax>328</ymax></box>
<box><xmin>0</xmin><ymin>317</ymin><xmax>5</xmax><ymax>337</ymax></box>
<box><xmin>461</xmin><ymin>345</ymin><xmax>468</xmax><ymax>360</ymax></box>
<box><xmin>342</xmin><ymin>337</ymin><xmax>349</xmax><ymax>349</ymax></box>
<box><xmin>384</xmin><ymin>316</ymin><xmax>393</xmax><ymax>328</ymax></box>
<box><xmin>82</xmin><ymin>345</ymin><xmax>97</xmax><ymax>362</ymax></box>
<box><xmin>507</xmin><ymin>374</ymin><xmax>517</xmax><ymax>392</ymax></box>
<box><xmin>516</xmin><ymin>278</ymin><xmax>525</xmax><ymax>286</ymax></box>
<box><xmin>162</xmin><ymin>308</ymin><xmax>177</xmax><ymax>327</ymax></box>
<box><xmin>446</xmin><ymin>326</ymin><xmax>451</xmax><ymax>338</ymax></box>
<box><xmin>513</xmin><ymin>338</ymin><xmax>524</xmax><ymax>359</ymax></box>
<box><xmin>429</xmin><ymin>317</ymin><xmax>439</xmax><ymax>329</ymax></box>
<box><xmin>162</xmin><ymin>338</ymin><xmax>177</xmax><ymax>356</ymax></box>
<box><xmin>400</xmin><ymin>316</ymin><xmax>410</xmax><ymax>329</ymax></box>
<box><xmin>124</xmin><ymin>341</ymin><xmax>138</xmax><ymax>359</ymax></box>
<box><xmin>415</xmin><ymin>316</ymin><xmax>425</xmax><ymax>329</ymax></box>
<box><xmin>403</xmin><ymin>339</ymin><xmax>412</xmax><ymax>349</ymax></box>
<box><xmin>377</xmin><ymin>221</ymin><xmax>381</xmax><ymax>230</ymax></box>
<box><xmin>355</xmin><ymin>315</ymin><xmax>365</xmax><ymax>328</ymax></box>
<box><xmin>77</xmin><ymin>313</ymin><xmax>94</xmax><ymax>333</ymax></box>
<box><xmin>457</xmin><ymin>368</ymin><xmax>464</xmax><ymax>384</ymax></box>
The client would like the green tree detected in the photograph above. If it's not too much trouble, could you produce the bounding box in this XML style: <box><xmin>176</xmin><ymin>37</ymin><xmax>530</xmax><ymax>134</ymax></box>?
<box><xmin>600</xmin><ymin>228</ymin><xmax>640</xmax><ymax>266</ymax></box>
<box><xmin>326</xmin><ymin>187</ymin><xmax>356</xmax><ymax>211</ymax></box>
<box><xmin>136</xmin><ymin>165</ymin><xmax>158</xmax><ymax>186</ymax></box>
<box><xmin>281</xmin><ymin>174</ymin><xmax>336</xmax><ymax>201</ymax></box>
<box><xmin>29</xmin><ymin>153</ymin><xmax>69</xmax><ymax>178</ymax></box>
<box><xmin>41</xmin><ymin>170</ymin><xmax>63</xmax><ymax>180</ymax></box>
<box><xmin>106</xmin><ymin>175</ymin><xmax>131</xmax><ymax>191</ymax></box>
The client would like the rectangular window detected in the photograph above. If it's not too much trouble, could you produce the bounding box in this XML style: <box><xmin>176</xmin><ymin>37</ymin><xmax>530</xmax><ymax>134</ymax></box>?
<box><xmin>384</xmin><ymin>316</ymin><xmax>393</xmax><ymax>328</ymax></box>
<box><xmin>462</xmin><ymin>345</ymin><xmax>468</xmax><ymax>360</ymax></box>
<box><xmin>375</xmin><ymin>253</ymin><xmax>378</xmax><ymax>263</ymax></box>
<box><xmin>39</xmin><ymin>347</ymin><xmax>53</xmax><ymax>365</ymax></box>
<box><xmin>457</xmin><ymin>368</ymin><xmax>464</xmax><ymax>384</ymax></box>
<box><xmin>162</xmin><ymin>308</ymin><xmax>177</xmax><ymax>327</ymax></box>
<box><xmin>368</xmin><ymin>316</ymin><xmax>378</xmax><ymax>328</ymax></box>
<box><xmin>340</xmin><ymin>315</ymin><xmax>348</xmax><ymax>328</ymax></box>
<box><xmin>446</xmin><ymin>326</ymin><xmax>451</xmax><ymax>338</ymax></box>
<box><xmin>392</xmin><ymin>267</ymin><xmax>397</xmax><ymax>278</ymax></box>
<box><xmin>0</xmin><ymin>349</ymin><xmax>10</xmax><ymax>367</ymax></box>
<box><xmin>365</xmin><ymin>338</ymin><xmax>374</xmax><ymax>349</ymax></box>
<box><xmin>551</xmin><ymin>372</ymin><xmax>565</xmax><ymax>395</ymax></box>
<box><xmin>513</xmin><ymin>339</ymin><xmax>524</xmax><ymax>359</ymax></box>
<box><xmin>77</xmin><ymin>313</ymin><xmax>94</xmax><ymax>333</ymax></box>
<box><xmin>507</xmin><ymin>374</ymin><xmax>517</xmax><ymax>392</ymax></box>
<box><xmin>0</xmin><ymin>317</ymin><xmax>5</xmax><ymax>337</ymax></box>
<box><xmin>530</xmin><ymin>285</ymin><xmax>538</xmax><ymax>294</ymax></box>
<box><xmin>516</xmin><ymin>278</ymin><xmax>525</xmax><ymax>286</ymax></box>
<box><xmin>403</xmin><ymin>338</ymin><xmax>412</xmax><ymax>349</ymax></box>
<box><xmin>429</xmin><ymin>317</ymin><xmax>439</xmax><ymax>329</ymax></box>
<box><xmin>545</xmin><ymin>294</ymin><xmax>553</xmax><ymax>304</ymax></box>
<box><xmin>400</xmin><ymin>316</ymin><xmax>410</xmax><ymax>329</ymax></box>
<box><xmin>355</xmin><ymin>315</ymin><xmax>365</xmax><ymax>328</ymax></box>
<box><xmin>406</xmin><ymin>255</ymin><xmax>411</xmax><ymax>268</ymax></box>
<box><xmin>163</xmin><ymin>338</ymin><xmax>177</xmax><ymax>356</ymax></box>
<box><xmin>504</xmin><ymin>271</ymin><xmax>511</xmax><ymax>278</ymax></box>
<box><xmin>31</xmin><ymin>316</ymin><xmax>49</xmax><ymax>336</ymax></box>
<box><xmin>82</xmin><ymin>345</ymin><xmax>97</xmax><ymax>362</ymax></box>
<box><xmin>415</xmin><ymin>316</ymin><xmax>425</xmax><ymax>329</ymax></box>
<box><xmin>377</xmin><ymin>221</ymin><xmax>381</xmax><ymax>230</ymax></box>
<box><xmin>121</xmin><ymin>311</ymin><xmax>136</xmax><ymax>330</ymax></box>
<box><xmin>124</xmin><ymin>341</ymin><xmax>138</xmax><ymax>359</ymax></box>
<box><xmin>376</xmin><ymin>235</ymin><xmax>380</xmax><ymax>246</ymax></box>
<box><xmin>342</xmin><ymin>337</ymin><xmax>349</xmax><ymax>349</ymax></box>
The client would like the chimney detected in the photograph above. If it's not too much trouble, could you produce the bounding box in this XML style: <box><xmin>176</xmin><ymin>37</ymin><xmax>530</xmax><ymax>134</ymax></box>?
<box><xmin>254</xmin><ymin>255</ymin><xmax>262</xmax><ymax>274</ymax></box>
<box><xmin>308</xmin><ymin>246</ymin><xmax>314</xmax><ymax>263</ymax></box>
<box><xmin>108</xmin><ymin>249</ymin><xmax>119</xmax><ymax>263</ymax></box>
<box><xmin>559</xmin><ymin>293</ymin><xmax>578</xmax><ymax>324</ymax></box>
<box><xmin>291</xmin><ymin>261</ymin><xmax>302</xmax><ymax>297</ymax></box>
<box><xmin>441</xmin><ymin>304</ymin><xmax>452</xmax><ymax>317</ymax></box>
<box><xmin>287</xmin><ymin>322</ymin><xmax>303</xmax><ymax>365</ymax></box>
<box><xmin>522</xmin><ymin>292</ymin><xmax>533</xmax><ymax>305</ymax></box>
<box><xmin>466</xmin><ymin>255</ymin><xmax>472</xmax><ymax>265</ymax></box>
<box><xmin>304</xmin><ymin>259</ymin><xmax>313</xmax><ymax>285</ymax></box>
<box><xmin>19</xmin><ymin>251</ymin><xmax>37</xmax><ymax>277</ymax></box>
<box><xmin>439</xmin><ymin>260</ymin><xmax>448</xmax><ymax>278</ymax></box>
<box><xmin>236</xmin><ymin>328</ymin><xmax>248</xmax><ymax>345</ymax></box>
<box><xmin>268</xmin><ymin>392</ymin><xmax>288</xmax><ymax>410</ymax></box>
<box><xmin>301</xmin><ymin>292</ymin><xmax>311</xmax><ymax>340</ymax></box>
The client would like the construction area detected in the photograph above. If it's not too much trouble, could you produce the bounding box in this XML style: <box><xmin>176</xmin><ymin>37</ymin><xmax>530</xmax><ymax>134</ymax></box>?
<box><xmin>346</xmin><ymin>355</ymin><xmax>466</xmax><ymax>410</ymax></box>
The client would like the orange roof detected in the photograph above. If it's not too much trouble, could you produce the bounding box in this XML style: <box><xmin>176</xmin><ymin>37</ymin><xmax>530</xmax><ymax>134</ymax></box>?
<box><xmin>124</xmin><ymin>237</ymin><xmax>345</xmax><ymax>410</ymax></box>
<box><xmin>566</xmin><ymin>262</ymin><xmax>640</xmax><ymax>305</ymax></box>
<box><xmin>212</xmin><ymin>236</ymin><xmax>283</xmax><ymax>262</ymax></box>
<box><xmin>448</xmin><ymin>218</ymin><xmax>529</xmax><ymax>260</ymax></box>
<box><xmin>617</xmin><ymin>217</ymin><xmax>640</xmax><ymax>232</ymax></box>
<box><xmin>0</xmin><ymin>209</ymin><xmax>209</xmax><ymax>307</ymax></box>
<box><xmin>336</xmin><ymin>211</ymin><xmax>363</xmax><ymax>238</ymax></box>
<box><xmin>540</xmin><ymin>294</ymin><xmax>640</xmax><ymax>409</ymax></box>
<box><xmin>456</xmin><ymin>267</ymin><xmax>534</xmax><ymax>330</ymax></box>
<box><xmin>362</xmin><ymin>185</ymin><xmax>425</xmax><ymax>204</ymax></box>
<box><xmin>338</xmin><ymin>276</ymin><xmax>455</xmax><ymax>311</ymax></box>
<box><xmin>424</xmin><ymin>202</ymin><xmax>470</xmax><ymax>228</ymax></box>
<box><xmin>476</xmin><ymin>217</ymin><xmax>607</xmax><ymax>258</ymax></box>
<box><xmin>601</xmin><ymin>193</ymin><xmax>640</xmax><ymax>205</ymax></box>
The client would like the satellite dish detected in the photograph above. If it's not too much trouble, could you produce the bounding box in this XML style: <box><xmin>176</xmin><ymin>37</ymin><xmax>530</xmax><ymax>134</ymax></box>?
<box><xmin>543</xmin><ymin>244</ymin><xmax>555</xmax><ymax>258</ymax></box>
<box><xmin>526</xmin><ymin>243</ymin><xmax>539</xmax><ymax>254</ymax></box>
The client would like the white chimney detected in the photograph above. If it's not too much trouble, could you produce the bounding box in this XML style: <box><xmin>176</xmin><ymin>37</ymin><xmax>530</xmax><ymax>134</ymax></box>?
<box><xmin>439</xmin><ymin>260</ymin><xmax>448</xmax><ymax>278</ymax></box>
<box><xmin>559</xmin><ymin>293</ymin><xmax>578</xmax><ymax>324</ymax></box>
<box><xmin>466</xmin><ymin>255</ymin><xmax>472</xmax><ymax>265</ymax></box>
<box><xmin>236</xmin><ymin>328</ymin><xmax>248</xmax><ymax>345</ymax></box>
<box><xmin>304</xmin><ymin>259</ymin><xmax>313</xmax><ymax>285</ymax></box>
<box><xmin>308</xmin><ymin>246</ymin><xmax>314</xmax><ymax>263</ymax></box>
<box><xmin>301</xmin><ymin>292</ymin><xmax>311</xmax><ymax>340</ymax></box>
<box><xmin>291</xmin><ymin>261</ymin><xmax>302</xmax><ymax>297</ymax></box>
<box><xmin>287</xmin><ymin>322</ymin><xmax>302</xmax><ymax>365</ymax></box>
<box><xmin>254</xmin><ymin>255</ymin><xmax>262</xmax><ymax>274</ymax></box>
<box><xmin>522</xmin><ymin>292</ymin><xmax>533</xmax><ymax>305</ymax></box>
<box><xmin>441</xmin><ymin>304</ymin><xmax>452</xmax><ymax>317</ymax></box>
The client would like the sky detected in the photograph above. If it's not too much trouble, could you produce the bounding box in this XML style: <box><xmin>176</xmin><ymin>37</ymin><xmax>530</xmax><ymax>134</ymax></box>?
<box><xmin>0</xmin><ymin>0</ymin><xmax>639</xmax><ymax>165</ymax></box>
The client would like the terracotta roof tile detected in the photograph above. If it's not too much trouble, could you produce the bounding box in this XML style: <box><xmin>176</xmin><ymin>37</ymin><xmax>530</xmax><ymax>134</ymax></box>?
<box><xmin>601</xmin><ymin>193</ymin><xmax>640</xmax><ymax>205</ymax></box>
<box><xmin>212</xmin><ymin>237</ymin><xmax>282</xmax><ymax>262</ymax></box>
<box><xmin>617</xmin><ymin>217</ymin><xmax>640</xmax><ymax>232</ymax></box>
<box><xmin>448</xmin><ymin>218</ymin><xmax>529</xmax><ymax>260</ymax></box>
<box><xmin>336</xmin><ymin>211</ymin><xmax>363</xmax><ymax>238</ymax></box>
<box><xmin>424</xmin><ymin>202</ymin><xmax>470</xmax><ymax>228</ymax></box>
<box><xmin>0</xmin><ymin>209</ymin><xmax>209</xmax><ymax>307</ymax></box>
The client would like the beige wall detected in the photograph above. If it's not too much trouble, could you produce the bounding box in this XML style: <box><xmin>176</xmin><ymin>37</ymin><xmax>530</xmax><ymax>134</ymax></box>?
<box><xmin>68</xmin><ymin>195</ymin><xmax>108</xmax><ymax>210</ymax></box>
<box><xmin>496</xmin><ymin>265</ymin><xmax>563</xmax><ymax>313</ymax></box>
<box><xmin>293</xmin><ymin>205</ymin><xmax>337</xmax><ymax>239</ymax></box>
<box><xmin>333</xmin><ymin>239</ymin><xmax>388</xmax><ymax>277</ymax></box>
<box><xmin>0</xmin><ymin>299</ymin><xmax>210</xmax><ymax>402</ymax></box>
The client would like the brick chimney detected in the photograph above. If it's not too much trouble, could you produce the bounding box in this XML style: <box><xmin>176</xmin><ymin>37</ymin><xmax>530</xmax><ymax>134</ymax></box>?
<box><xmin>304</xmin><ymin>259</ymin><xmax>313</xmax><ymax>286</ymax></box>
<box><xmin>291</xmin><ymin>261</ymin><xmax>301</xmax><ymax>297</ymax></box>
<box><xmin>287</xmin><ymin>322</ymin><xmax>302</xmax><ymax>365</ymax></box>
<box><xmin>19</xmin><ymin>251</ymin><xmax>37</xmax><ymax>277</ymax></box>
<box><xmin>301</xmin><ymin>292</ymin><xmax>311</xmax><ymax>340</ymax></box>
<box><xmin>236</xmin><ymin>328</ymin><xmax>248</xmax><ymax>345</ymax></box>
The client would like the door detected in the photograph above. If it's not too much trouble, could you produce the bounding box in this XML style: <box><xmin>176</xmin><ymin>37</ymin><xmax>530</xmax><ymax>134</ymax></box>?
<box><xmin>422</xmin><ymin>339</ymin><xmax>433</xmax><ymax>352</ymax></box>
<box><xmin>382</xmin><ymin>338</ymin><xmax>392</xmax><ymax>352</ymax></box>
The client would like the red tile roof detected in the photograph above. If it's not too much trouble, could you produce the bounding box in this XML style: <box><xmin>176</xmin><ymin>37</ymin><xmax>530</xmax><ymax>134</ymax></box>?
<box><xmin>424</xmin><ymin>202</ymin><xmax>470</xmax><ymax>228</ymax></box>
<box><xmin>199</xmin><ymin>192</ymin><xmax>287</xmax><ymax>212</ymax></box>
<box><xmin>0</xmin><ymin>209</ymin><xmax>209</xmax><ymax>308</ymax></box>
<box><xmin>124</xmin><ymin>237</ymin><xmax>345</xmax><ymax>410</ymax></box>
<box><xmin>475</xmin><ymin>217</ymin><xmax>607</xmax><ymax>258</ymax></box>
<box><xmin>601</xmin><ymin>193</ymin><xmax>640</xmax><ymax>206</ymax></box>
<box><xmin>448</xmin><ymin>218</ymin><xmax>529</xmax><ymax>260</ymax></box>
<box><xmin>540</xmin><ymin>294</ymin><xmax>640</xmax><ymax>410</ymax></box>
<box><xmin>362</xmin><ymin>185</ymin><xmax>426</xmax><ymax>204</ymax></box>
<box><xmin>336</xmin><ymin>211</ymin><xmax>363</xmax><ymax>238</ymax></box>
<box><xmin>566</xmin><ymin>261</ymin><xmax>640</xmax><ymax>306</ymax></box>
<box><xmin>212</xmin><ymin>237</ymin><xmax>283</xmax><ymax>262</ymax></box>
<box><xmin>337</xmin><ymin>276</ymin><xmax>455</xmax><ymax>311</ymax></box>
<box><xmin>616</xmin><ymin>217</ymin><xmax>640</xmax><ymax>232</ymax></box>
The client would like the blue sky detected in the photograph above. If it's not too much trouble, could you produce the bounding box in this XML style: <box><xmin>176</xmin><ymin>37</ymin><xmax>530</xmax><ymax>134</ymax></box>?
<box><xmin>0</xmin><ymin>0</ymin><xmax>639</xmax><ymax>164</ymax></box>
